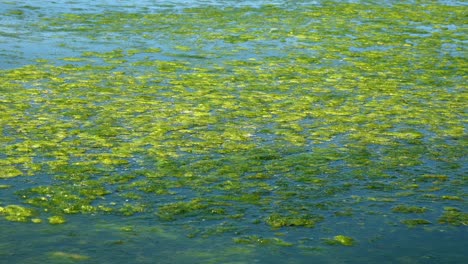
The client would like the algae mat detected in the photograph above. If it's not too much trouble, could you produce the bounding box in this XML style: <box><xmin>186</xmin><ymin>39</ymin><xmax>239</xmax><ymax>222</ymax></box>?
<box><xmin>0</xmin><ymin>0</ymin><xmax>467</xmax><ymax>263</ymax></box>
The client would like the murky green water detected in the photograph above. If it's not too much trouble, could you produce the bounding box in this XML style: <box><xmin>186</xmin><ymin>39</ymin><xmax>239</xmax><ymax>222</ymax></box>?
<box><xmin>1</xmin><ymin>0</ymin><xmax>467</xmax><ymax>263</ymax></box>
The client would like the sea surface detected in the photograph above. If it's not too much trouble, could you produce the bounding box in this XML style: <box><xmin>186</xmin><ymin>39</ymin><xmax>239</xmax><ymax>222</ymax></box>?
<box><xmin>0</xmin><ymin>0</ymin><xmax>466</xmax><ymax>263</ymax></box>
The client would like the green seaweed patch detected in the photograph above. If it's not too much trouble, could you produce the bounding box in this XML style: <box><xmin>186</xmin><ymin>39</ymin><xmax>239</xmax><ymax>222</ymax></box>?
<box><xmin>48</xmin><ymin>215</ymin><xmax>66</xmax><ymax>224</ymax></box>
<box><xmin>334</xmin><ymin>209</ymin><xmax>353</xmax><ymax>217</ymax></box>
<box><xmin>20</xmin><ymin>184</ymin><xmax>106</xmax><ymax>215</ymax></box>
<box><xmin>392</xmin><ymin>205</ymin><xmax>428</xmax><ymax>214</ymax></box>
<box><xmin>7</xmin><ymin>10</ymin><xmax>25</xmax><ymax>16</ymax></box>
<box><xmin>233</xmin><ymin>235</ymin><xmax>293</xmax><ymax>247</ymax></box>
<box><xmin>119</xmin><ymin>226</ymin><xmax>134</xmax><ymax>232</ymax></box>
<box><xmin>118</xmin><ymin>203</ymin><xmax>146</xmax><ymax>216</ymax></box>
<box><xmin>323</xmin><ymin>235</ymin><xmax>356</xmax><ymax>246</ymax></box>
<box><xmin>401</xmin><ymin>219</ymin><xmax>432</xmax><ymax>227</ymax></box>
<box><xmin>49</xmin><ymin>251</ymin><xmax>89</xmax><ymax>261</ymax></box>
<box><xmin>416</xmin><ymin>174</ymin><xmax>449</xmax><ymax>183</ymax></box>
<box><xmin>157</xmin><ymin>199</ymin><xmax>207</xmax><ymax>221</ymax></box>
<box><xmin>441</xmin><ymin>196</ymin><xmax>463</xmax><ymax>201</ymax></box>
<box><xmin>1</xmin><ymin>166</ymin><xmax>22</xmax><ymax>178</ymax></box>
<box><xmin>367</xmin><ymin>197</ymin><xmax>397</xmax><ymax>202</ymax></box>
<box><xmin>0</xmin><ymin>205</ymin><xmax>35</xmax><ymax>222</ymax></box>
<box><xmin>31</xmin><ymin>218</ymin><xmax>42</xmax><ymax>224</ymax></box>
<box><xmin>438</xmin><ymin>207</ymin><xmax>467</xmax><ymax>226</ymax></box>
<box><xmin>265</xmin><ymin>213</ymin><xmax>323</xmax><ymax>228</ymax></box>
<box><xmin>0</xmin><ymin>0</ymin><xmax>467</xmax><ymax>253</ymax></box>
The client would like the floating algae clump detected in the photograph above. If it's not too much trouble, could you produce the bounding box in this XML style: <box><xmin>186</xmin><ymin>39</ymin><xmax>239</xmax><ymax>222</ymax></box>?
<box><xmin>31</xmin><ymin>218</ymin><xmax>42</xmax><ymax>224</ymax></box>
<box><xmin>157</xmin><ymin>199</ymin><xmax>208</xmax><ymax>221</ymax></box>
<box><xmin>1</xmin><ymin>166</ymin><xmax>22</xmax><ymax>178</ymax></box>
<box><xmin>50</xmin><ymin>251</ymin><xmax>89</xmax><ymax>261</ymax></box>
<box><xmin>265</xmin><ymin>213</ymin><xmax>324</xmax><ymax>228</ymax></box>
<box><xmin>48</xmin><ymin>215</ymin><xmax>66</xmax><ymax>224</ymax></box>
<box><xmin>438</xmin><ymin>207</ymin><xmax>468</xmax><ymax>226</ymax></box>
<box><xmin>401</xmin><ymin>219</ymin><xmax>432</xmax><ymax>227</ymax></box>
<box><xmin>324</xmin><ymin>235</ymin><xmax>356</xmax><ymax>246</ymax></box>
<box><xmin>233</xmin><ymin>235</ymin><xmax>293</xmax><ymax>247</ymax></box>
<box><xmin>392</xmin><ymin>205</ymin><xmax>428</xmax><ymax>214</ymax></box>
<box><xmin>441</xmin><ymin>196</ymin><xmax>463</xmax><ymax>201</ymax></box>
<box><xmin>0</xmin><ymin>205</ymin><xmax>35</xmax><ymax>222</ymax></box>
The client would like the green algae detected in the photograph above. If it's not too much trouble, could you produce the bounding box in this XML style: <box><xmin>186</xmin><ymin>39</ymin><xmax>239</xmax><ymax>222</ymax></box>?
<box><xmin>0</xmin><ymin>205</ymin><xmax>35</xmax><ymax>222</ymax></box>
<box><xmin>157</xmin><ymin>199</ymin><xmax>208</xmax><ymax>221</ymax></box>
<box><xmin>49</xmin><ymin>251</ymin><xmax>89</xmax><ymax>261</ymax></box>
<box><xmin>31</xmin><ymin>218</ymin><xmax>42</xmax><ymax>224</ymax></box>
<box><xmin>48</xmin><ymin>215</ymin><xmax>66</xmax><ymax>225</ymax></box>
<box><xmin>7</xmin><ymin>9</ymin><xmax>24</xmax><ymax>16</ymax></box>
<box><xmin>441</xmin><ymin>196</ymin><xmax>463</xmax><ymax>201</ymax></box>
<box><xmin>416</xmin><ymin>175</ymin><xmax>449</xmax><ymax>183</ymax></box>
<box><xmin>265</xmin><ymin>213</ymin><xmax>323</xmax><ymax>228</ymax></box>
<box><xmin>324</xmin><ymin>235</ymin><xmax>356</xmax><ymax>246</ymax></box>
<box><xmin>392</xmin><ymin>205</ymin><xmax>428</xmax><ymax>214</ymax></box>
<box><xmin>233</xmin><ymin>236</ymin><xmax>293</xmax><ymax>247</ymax></box>
<box><xmin>401</xmin><ymin>219</ymin><xmax>432</xmax><ymax>227</ymax></box>
<box><xmin>1</xmin><ymin>166</ymin><xmax>23</xmax><ymax>178</ymax></box>
<box><xmin>0</xmin><ymin>1</ymin><xmax>466</xmax><ymax>262</ymax></box>
<box><xmin>438</xmin><ymin>207</ymin><xmax>468</xmax><ymax>226</ymax></box>
<box><xmin>118</xmin><ymin>203</ymin><xmax>146</xmax><ymax>216</ymax></box>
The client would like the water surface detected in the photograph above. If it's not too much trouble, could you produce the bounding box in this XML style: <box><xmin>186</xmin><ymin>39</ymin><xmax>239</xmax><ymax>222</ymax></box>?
<box><xmin>0</xmin><ymin>0</ymin><xmax>466</xmax><ymax>263</ymax></box>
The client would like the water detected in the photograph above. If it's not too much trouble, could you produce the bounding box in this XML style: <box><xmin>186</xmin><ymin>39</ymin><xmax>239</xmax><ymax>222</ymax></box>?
<box><xmin>1</xmin><ymin>0</ymin><xmax>467</xmax><ymax>263</ymax></box>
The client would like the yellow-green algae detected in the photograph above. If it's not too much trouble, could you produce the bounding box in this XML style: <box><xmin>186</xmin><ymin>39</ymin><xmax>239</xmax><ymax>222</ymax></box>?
<box><xmin>392</xmin><ymin>205</ymin><xmax>428</xmax><ymax>214</ymax></box>
<box><xmin>438</xmin><ymin>207</ymin><xmax>468</xmax><ymax>226</ymax></box>
<box><xmin>234</xmin><ymin>236</ymin><xmax>293</xmax><ymax>247</ymax></box>
<box><xmin>1</xmin><ymin>166</ymin><xmax>22</xmax><ymax>178</ymax></box>
<box><xmin>401</xmin><ymin>219</ymin><xmax>432</xmax><ymax>227</ymax></box>
<box><xmin>265</xmin><ymin>213</ymin><xmax>323</xmax><ymax>228</ymax></box>
<box><xmin>0</xmin><ymin>205</ymin><xmax>35</xmax><ymax>222</ymax></box>
<box><xmin>48</xmin><ymin>215</ymin><xmax>66</xmax><ymax>225</ymax></box>
<box><xmin>324</xmin><ymin>235</ymin><xmax>356</xmax><ymax>246</ymax></box>
<box><xmin>0</xmin><ymin>0</ymin><xmax>466</xmax><ymax>261</ymax></box>
<box><xmin>49</xmin><ymin>251</ymin><xmax>89</xmax><ymax>261</ymax></box>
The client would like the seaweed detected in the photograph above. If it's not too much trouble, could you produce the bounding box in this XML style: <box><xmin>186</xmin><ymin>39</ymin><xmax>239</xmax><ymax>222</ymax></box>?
<box><xmin>0</xmin><ymin>1</ymin><xmax>466</xmax><ymax>261</ymax></box>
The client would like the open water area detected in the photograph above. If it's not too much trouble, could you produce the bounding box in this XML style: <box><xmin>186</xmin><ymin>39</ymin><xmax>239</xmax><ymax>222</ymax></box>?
<box><xmin>0</xmin><ymin>0</ymin><xmax>467</xmax><ymax>263</ymax></box>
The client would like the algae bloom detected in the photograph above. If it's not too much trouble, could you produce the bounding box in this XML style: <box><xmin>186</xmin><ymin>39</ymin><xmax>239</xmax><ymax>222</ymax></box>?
<box><xmin>324</xmin><ymin>235</ymin><xmax>356</xmax><ymax>246</ymax></box>
<box><xmin>48</xmin><ymin>215</ymin><xmax>67</xmax><ymax>225</ymax></box>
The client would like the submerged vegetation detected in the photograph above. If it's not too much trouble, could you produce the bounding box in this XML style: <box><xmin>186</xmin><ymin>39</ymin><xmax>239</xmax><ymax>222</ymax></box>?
<box><xmin>0</xmin><ymin>0</ymin><xmax>466</xmax><ymax>263</ymax></box>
